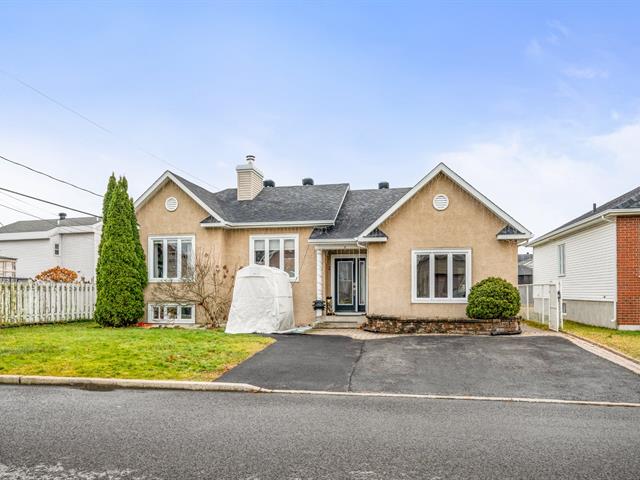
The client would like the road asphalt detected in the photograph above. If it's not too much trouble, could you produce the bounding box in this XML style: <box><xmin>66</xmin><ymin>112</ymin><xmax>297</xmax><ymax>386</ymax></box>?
<box><xmin>0</xmin><ymin>385</ymin><xmax>639</xmax><ymax>479</ymax></box>
<box><xmin>219</xmin><ymin>334</ymin><xmax>640</xmax><ymax>402</ymax></box>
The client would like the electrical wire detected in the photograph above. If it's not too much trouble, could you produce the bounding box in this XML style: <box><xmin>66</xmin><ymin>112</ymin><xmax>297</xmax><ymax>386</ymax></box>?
<box><xmin>0</xmin><ymin>153</ymin><xmax>103</xmax><ymax>197</ymax></box>
<box><xmin>0</xmin><ymin>69</ymin><xmax>220</xmax><ymax>191</ymax></box>
<box><xmin>0</xmin><ymin>187</ymin><xmax>100</xmax><ymax>218</ymax></box>
<box><xmin>0</xmin><ymin>202</ymin><xmax>97</xmax><ymax>234</ymax></box>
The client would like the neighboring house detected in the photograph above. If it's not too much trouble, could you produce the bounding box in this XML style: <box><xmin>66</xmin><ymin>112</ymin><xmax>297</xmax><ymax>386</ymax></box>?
<box><xmin>0</xmin><ymin>213</ymin><xmax>102</xmax><ymax>280</ymax></box>
<box><xmin>529</xmin><ymin>186</ymin><xmax>640</xmax><ymax>330</ymax></box>
<box><xmin>135</xmin><ymin>157</ymin><xmax>531</xmax><ymax>326</ymax></box>
<box><xmin>0</xmin><ymin>255</ymin><xmax>17</xmax><ymax>279</ymax></box>
<box><xmin>518</xmin><ymin>253</ymin><xmax>533</xmax><ymax>285</ymax></box>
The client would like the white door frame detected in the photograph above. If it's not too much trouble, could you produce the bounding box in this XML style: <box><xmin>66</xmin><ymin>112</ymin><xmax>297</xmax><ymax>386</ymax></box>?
<box><xmin>330</xmin><ymin>253</ymin><xmax>367</xmax><ymax>314</ymax></box>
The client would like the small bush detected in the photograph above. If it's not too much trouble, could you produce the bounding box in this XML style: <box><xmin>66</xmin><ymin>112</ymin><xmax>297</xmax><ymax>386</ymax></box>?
<box><xmin>466</xmin><ymin>277</ymin><xmax>520</xmax><ymax>319</ymax></box>
<box><xmin>35</xmin><ymin>267</ymin><xmax>78</xmax><ymax>283</ymax></box>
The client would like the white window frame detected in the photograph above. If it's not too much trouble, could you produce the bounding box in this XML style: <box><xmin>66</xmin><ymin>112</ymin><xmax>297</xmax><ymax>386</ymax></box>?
<box><xmin>411</xmin><ymin>249</ymin><xmax>472</xmax><ymax>303</ymax></box>
<box><xmin>147</xmin><ymin>303</ymin><xmax>196</xmax><ymax>324</ymax></box>
<box><xmin>148</xmin><ymin>235</ymin><xmax>195</xmax><ymax>282</ymax></box>
<box><xmin>249</xmin><ymin>234</ymin><xmax>299</xmax><ymax>282</ymax></box>
<box><xmin>558</xmin><ymin>243</ymin><xmax>566</xmax><ymax>276</ymax></box>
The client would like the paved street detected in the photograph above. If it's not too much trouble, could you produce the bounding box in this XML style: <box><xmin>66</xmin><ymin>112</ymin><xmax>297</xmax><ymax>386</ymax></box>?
<box><xmin>219</xmin><ymin>334</ymin><xmax>640</xmax><ymax>402</ymax></box>
<box><xmin>1</xmin><ymin>385</ymin><xmax>639</xmax><ymax>480</ymax></box>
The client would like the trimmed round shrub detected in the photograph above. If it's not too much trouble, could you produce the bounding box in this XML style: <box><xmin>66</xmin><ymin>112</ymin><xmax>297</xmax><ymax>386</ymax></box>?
<box><xmin>466</xmin><ymin>277</ymin><xmax>520</xmax><ymax>319</ymax></box>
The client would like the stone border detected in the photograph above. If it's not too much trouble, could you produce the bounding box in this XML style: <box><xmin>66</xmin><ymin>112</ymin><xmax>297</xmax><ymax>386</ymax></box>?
<box><xmin>364</xmin><ymin>315</ymin><xmax>520</xmax><ymax>335</ymax></box>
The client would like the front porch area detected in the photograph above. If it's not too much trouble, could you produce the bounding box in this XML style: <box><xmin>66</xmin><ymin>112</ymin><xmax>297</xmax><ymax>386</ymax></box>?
<box><xmin>312</xmin><ymin>245</ymin><xmax>369</xmax><ymax>327</ymax></box>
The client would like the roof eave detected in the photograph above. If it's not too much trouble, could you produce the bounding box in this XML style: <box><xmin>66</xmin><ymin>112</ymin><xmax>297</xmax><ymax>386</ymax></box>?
<box><xmin>527</xmin><ymin>208</ymin><xmax>640</xmax><ymax>247</ymax></box>
<box><xmin>496</xmin><ymin>233</ymin><xmax>533</xmax><ymax>241</ymax></box>
<box><xmin>200</xmin><ymin>220</ymin><xmax>335</xmax><ymax>229</ymax></box>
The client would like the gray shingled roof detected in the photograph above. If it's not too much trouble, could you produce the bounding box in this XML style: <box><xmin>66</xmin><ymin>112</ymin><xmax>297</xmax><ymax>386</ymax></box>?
<box><xmin>540</xmin><ymin>184</ymin><xmax>640</xmax><ymax>239</ymax></box>
<box><xmin>0</xmin><ymin>216</ymin><xmax>99</xmax><ymax>234</ymax></box>
<box><xmin>310</xmin><ymin>188</ymin><xmax>411</xmax><ymax>240</ymax></box>
<box><xmin>173</xmin><ymin>173</ymin><xmax>349</xmax><ymax>224</ymax></box>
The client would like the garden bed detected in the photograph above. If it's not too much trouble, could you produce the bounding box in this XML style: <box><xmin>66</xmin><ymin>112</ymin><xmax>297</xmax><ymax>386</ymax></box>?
<box><xmin>364</xmin><ymin>314</ymin><xmax>520</xmax><ymax>335</ymax></box>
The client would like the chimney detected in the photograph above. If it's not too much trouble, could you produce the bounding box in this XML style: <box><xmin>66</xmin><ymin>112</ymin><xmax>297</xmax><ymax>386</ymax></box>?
<box><xmin>236</xmin><ymin>155</ymin><xmax>264</xmax><ymax>201</ymax></box>
<box><xmin>58</xmin><ymin>212</ymin><xmax>67</xmax><ymax>225</ymax></box>
<box><xmin>593</xmin><ymin>203</ymin><xmax>597</xmax><ymax>213</ymax></box>
<box><xmin>378</xmin><ymin>181</ymin><xmax>389</xmax><ymax>189</ymax></box>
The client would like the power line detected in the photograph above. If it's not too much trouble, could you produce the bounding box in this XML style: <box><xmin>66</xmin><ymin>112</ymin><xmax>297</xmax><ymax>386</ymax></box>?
<box><xmin>0</xmin><ymin>202</ymin><xmax>97</xmax><ymax>234</ymax></box>
<box><xmin>0</xmin><ymin>68</ymin><xmax>220</xmax><ymax>191</ymax></box>
<box><xmin>0</xmin><ymin>188</ymin><xmax>60</xmax><ymax>217</ymax></box>
<box><xmin>0</xmin><ymin>153</ymin><xmax>102</xmax><ymax>197</ymax></box>
<box><xmin>0</xmin><ymin>187</ymin><xmax>100</xmax><ymax>218</ymax></box>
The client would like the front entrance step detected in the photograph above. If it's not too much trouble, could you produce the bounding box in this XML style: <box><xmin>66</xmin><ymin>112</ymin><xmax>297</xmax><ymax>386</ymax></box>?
<box><xmin>313</xmin><ymin>316</ymin><xmax>366</xmax><ymax>329</ymax></box>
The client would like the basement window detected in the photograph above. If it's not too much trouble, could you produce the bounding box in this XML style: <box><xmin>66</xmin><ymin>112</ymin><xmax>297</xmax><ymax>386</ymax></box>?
<box><xmin>412</xmin><ymin>249</ymin><xmax>471</xmax><ymax>303</ymax></box>
<box><xmin>148</xmin><ymin>304</ymin><xmax>195</xmax><ymax>324</ymax></box>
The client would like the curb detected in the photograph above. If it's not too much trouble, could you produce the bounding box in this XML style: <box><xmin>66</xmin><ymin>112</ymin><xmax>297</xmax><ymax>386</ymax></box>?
<box><xmin>2</xmin><ymin>375</ymin><xmax>639</xmax><ymax>408</ymax></box>
<box><xmin>268</xmin><ymin>389</ymin><xmax>640</xmax><ymax>408</ymax></box>
<box><xmin>0</xmin><ymin>375</ymin><xmax>265</xmax><ymax>393</ymax></box>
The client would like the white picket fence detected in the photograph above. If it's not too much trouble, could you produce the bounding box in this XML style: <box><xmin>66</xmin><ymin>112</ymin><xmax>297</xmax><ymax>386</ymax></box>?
<box><xmin>0</xmin><ymin>281</ymin><xmax>96</xmax><ymax>324</ymax></box>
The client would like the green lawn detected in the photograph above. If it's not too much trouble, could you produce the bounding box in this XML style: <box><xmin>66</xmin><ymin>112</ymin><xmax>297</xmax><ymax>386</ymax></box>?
<box><xmin>0</xmin><ymin>321</ymin><xmax>274</xmax><ymax>381</ymax></box>
<box><xmin>562</xmin><ymin>320</ymin><xmax>640</xmax><ymax>361</ymax></box>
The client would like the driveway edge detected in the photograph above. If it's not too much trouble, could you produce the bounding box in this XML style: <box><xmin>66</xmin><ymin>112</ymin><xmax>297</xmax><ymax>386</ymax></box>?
<box><xmin>0</xmin><ymin>375</ymin><xmax>265</xmax><ymax>392</ymax></box>
<box><xmin>562</xmin><ymin>334</ymin><xmax>640</xmax><ymax>375</ymax></box>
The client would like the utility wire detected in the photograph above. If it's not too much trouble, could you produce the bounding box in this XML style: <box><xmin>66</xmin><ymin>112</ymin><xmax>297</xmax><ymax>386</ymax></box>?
<box><xmin>0</xmin><ymin>202</ymin><xmax>98</xmax><ymax>234</ymax></box>
<box><xmin>0</xmin><ymin>188</ymin><xmax>59</xmax><ymax>217</ymax></box>
<box><xmin>0</xmin><ymin>187</ymin><xmax>100</xmax><ymax>218</ymax></box>
<box><xmin>0</xmin><ymin>154</ymin><xmax>103</xmax><ymax>197</ymax></box>
<box><xmin>0</xmin><ymin>69</ymin><xmax>220</xmax><ymax>191</ymax></box>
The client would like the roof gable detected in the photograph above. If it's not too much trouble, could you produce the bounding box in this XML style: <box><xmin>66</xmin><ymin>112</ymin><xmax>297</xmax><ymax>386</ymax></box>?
<box><xmin>357</xmin><ymin>163</ymin><xmax>531</xmax><ymax>240</ymax></box>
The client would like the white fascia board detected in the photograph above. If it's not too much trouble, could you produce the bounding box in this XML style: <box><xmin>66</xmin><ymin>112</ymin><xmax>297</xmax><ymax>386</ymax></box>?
<box><xmin>497</xmin><ymin>233</ymin><xmax>533</xmax><ymax>241</ymax></box>
<box><xmin>358</xmin><ymin>162</ymin><xmax>532</xmax><ymax>239</ymax></box>
<box><xmin>0</xmin><ymin>231</ymin><xmax>51</xmax><ymax>241</ymax></box>
<box><xmin>200</xmin><ymin>220</ymin><xmax>335</xmax><ymax>229</ymax></box>
<box><xmin>355</xmin><ymin>236</ymin><xmax>388</xmax><ymax>243</ymax></box>
<box><xmin>307</xmin><ymin>238</ymin><xmax>358</xmax><ymax>245</ymax></box>
<box><xmin>134</xmin><ymin>171</ymin><xmax>226</xmax><ymax>224</ymax></box>
<box><xmin>527</xmin><ymin>209</ymin><xmax>640</xmax><ymax>247</ymax></box>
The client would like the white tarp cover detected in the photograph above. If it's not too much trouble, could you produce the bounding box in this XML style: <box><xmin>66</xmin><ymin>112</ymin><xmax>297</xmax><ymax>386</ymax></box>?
<box><xmin>225</xmin><ymin>265</ymin><xmax>295</xmax><ymax>334</ymax></box>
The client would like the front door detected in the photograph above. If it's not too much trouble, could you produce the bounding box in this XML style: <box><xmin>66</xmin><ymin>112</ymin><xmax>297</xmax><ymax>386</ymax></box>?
<box><xmin>334</xmin><ymin>257</ymin><xmax>366</xmax><ymax>313</ymax></box>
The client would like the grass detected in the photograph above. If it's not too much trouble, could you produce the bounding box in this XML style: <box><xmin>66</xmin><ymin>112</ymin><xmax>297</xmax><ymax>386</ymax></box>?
<box><xmin>561</xmin><ymin>320</ymin><xmax>640</xmax><ymax>361</ymax></box>
<box><xmin>0</xmin><ymin>321</ymin><xmax>274</xmax><ymax>381</ymax></box>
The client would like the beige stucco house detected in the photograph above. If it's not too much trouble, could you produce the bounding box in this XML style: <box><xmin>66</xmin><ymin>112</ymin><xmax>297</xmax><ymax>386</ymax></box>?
<box><xmin>134</xmin><ymin>157</ymin><xmax>531</xmax><ymax>326</ymax></box>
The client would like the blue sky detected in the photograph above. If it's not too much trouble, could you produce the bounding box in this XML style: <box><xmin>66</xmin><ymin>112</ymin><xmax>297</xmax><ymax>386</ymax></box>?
<box><xmin>1</xmin><ymin>1</ymin><xmax>639</xmax><ymax>239</ymax></box>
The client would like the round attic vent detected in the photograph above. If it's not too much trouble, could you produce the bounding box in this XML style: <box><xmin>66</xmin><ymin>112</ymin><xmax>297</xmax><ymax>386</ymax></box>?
<box><xmin>432</xmin><ymin>194</ymin><xmax>449</xmax><ymax>211</ymax></box>
<box><xmin>165</xmin><ymin>196</ymin><xmax>178</xmax><ymax>212</ymax></box>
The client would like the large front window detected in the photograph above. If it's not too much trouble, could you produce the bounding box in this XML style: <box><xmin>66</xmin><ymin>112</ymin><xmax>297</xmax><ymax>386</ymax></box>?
<box><xmin>149</xmin><ymin>236</ymin><xmax>194</xmax><ymax>281</ymax></box>
<box><xmin>412</xmin><ymin>249</ymin><xmax>471</xmax><ymax>303</ymax></box>
<box><xmin>250</xmin><ymin>235</ymin><xmax>298</xmax><ymax>280</ymax></box>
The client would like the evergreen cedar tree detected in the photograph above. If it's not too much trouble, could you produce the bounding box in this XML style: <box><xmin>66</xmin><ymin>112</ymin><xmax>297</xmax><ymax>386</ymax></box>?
<box><xmin>95</xmin><ymin>175</ymin><xmax>146</xmax><ymax>327</ymax></box>
<box><xmin>466</xmin><ymin>277</ymin><xmax>520</xmax><ymax>320</ymax></box>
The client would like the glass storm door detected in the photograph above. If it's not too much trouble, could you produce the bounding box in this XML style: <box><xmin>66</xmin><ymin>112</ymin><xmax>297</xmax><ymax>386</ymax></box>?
<box><xmin>334</xmin><ymin>258</ymin><xmax>366</xmax><ymax>313</ymax></box>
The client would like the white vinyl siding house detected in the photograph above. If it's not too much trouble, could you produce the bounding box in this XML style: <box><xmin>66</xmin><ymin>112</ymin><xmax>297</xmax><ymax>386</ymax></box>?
<box><xmin>0</xmin><ymin>216</ymin><xmax>101</xmax><ymax>280</ymax></box>
<box><xmin>532</xmin><ymin>221</ymin><xmax>617</xmax><ymax>327</ymax></box>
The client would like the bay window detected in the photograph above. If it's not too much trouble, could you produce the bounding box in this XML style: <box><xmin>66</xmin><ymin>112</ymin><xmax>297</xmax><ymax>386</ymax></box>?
<box><xmin>250</xmin><ymin>235</ymin><xmax>298</xmax><ymax>280</ymax></box>
<box><xmin>412</xmin><ymin>249</ymin><xmax>471</xmax><ymax>303</ymax></box>
<box><xmin>149</xmin><ymin>236</ymin><xmax>195</xmax><ymax>281</ymax></box>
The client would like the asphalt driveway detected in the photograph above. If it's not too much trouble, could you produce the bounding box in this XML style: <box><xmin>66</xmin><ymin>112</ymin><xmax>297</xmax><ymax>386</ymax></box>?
<box><xmin>218</xmin><ymin>334</ymin><xmax>640</xmax><ymax>402</ymax></box>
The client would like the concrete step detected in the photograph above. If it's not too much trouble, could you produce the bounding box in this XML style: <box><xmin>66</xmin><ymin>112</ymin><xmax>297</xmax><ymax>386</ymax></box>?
<box><xmin>314</xmin><ymin>321</ymin><xmax>361</xmax><ymax>329</ymax></box>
